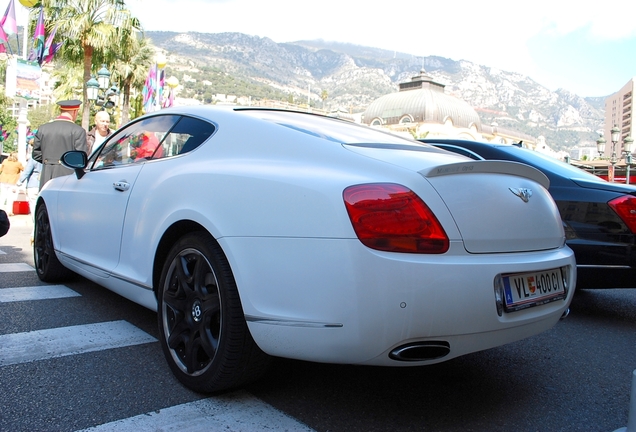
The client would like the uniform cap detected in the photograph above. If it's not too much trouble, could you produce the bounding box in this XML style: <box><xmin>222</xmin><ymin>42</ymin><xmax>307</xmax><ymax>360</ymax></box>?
<box><xmin>57</xmin><ymin>99</ymin><xmax>82</xmax><ymax>110</ymax></box>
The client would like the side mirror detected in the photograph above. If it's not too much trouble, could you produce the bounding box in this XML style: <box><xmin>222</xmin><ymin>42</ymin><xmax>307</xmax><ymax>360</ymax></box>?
<box><xmin>61</xmin><ymin>151</ymin><xmax>88</xmax><ymax>179</ymax></box>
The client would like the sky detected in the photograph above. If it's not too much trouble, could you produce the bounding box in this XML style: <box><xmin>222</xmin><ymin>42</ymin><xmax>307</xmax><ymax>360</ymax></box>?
<box><xmin>111</xmin><ymin>1</ymin><xmax>636</xmax><ymax>97</ymax></box>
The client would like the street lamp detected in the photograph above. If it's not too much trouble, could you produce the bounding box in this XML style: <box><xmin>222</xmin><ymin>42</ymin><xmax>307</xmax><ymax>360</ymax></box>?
<box><xmin>167</xmin><ymin>75</ymin><xmax>179</xmax><ymax>90</ymax></box>
<box><xmin>608</xmin><ymin>125</ymin><xmax>621</xmax><ymax>182</ymax></box>
<box><xmin>611</xmin><ymin>125</ymin><xmax>621</xmax><ymax>147</ymax></box>
<box><xmin>596</xmin><ymin>135</ymin><xmax>606</xmax><ymax>156</ymax></box>
<box><xmin>155</xmin><ymin>53</ymin><xmax>167</xmax><ymax>111</ymax></box>
<box><xmin>491</xmin><ymin>121</ymin><xmax>498</xmax><ymax>143</ymax></box>
<box><xmin>18</xmin><ymin>0</ymin><xmax>38</xmax><ymax>59</ymax></box>
<box><xmin>165</xmin><ymin>75</ymin><xmax>179</xmax><ymax>108</ymax></box>
<box><xmin>624</xmin><ymin>136</ymin><xmax>634</xmax><ymax>185</ymax></box>
<box><xmin>97</xmin><ymin>64</ymin><xmax>111</xmax><ymax>90</ymax></box>
<box><xmin>86</xmin><ymin>64</ymin><xmax>119</xmax><ymax>113</ymax></box>
<box><xmin>86</xmin><ymin>75</ymin><xmax>99</xmax><ymax>101</ymax></box>
<box><xmin>597</xmin><ymin>135</ymin><xmax>608</xmax><ymax>181</ymax></box>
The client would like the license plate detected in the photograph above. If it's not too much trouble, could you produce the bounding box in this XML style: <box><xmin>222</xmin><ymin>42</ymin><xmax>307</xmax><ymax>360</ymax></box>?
<box><xmin>502</xmin><ymin>267</ymin><xmax>567</xmax><ymax>312</ymax></box>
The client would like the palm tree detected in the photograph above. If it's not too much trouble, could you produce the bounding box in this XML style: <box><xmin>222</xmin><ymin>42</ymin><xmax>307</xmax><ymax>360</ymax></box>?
<box><xmin>49</xmin><ymin>60</ymin><xmax>84</xmax><ymax>101</ymax></box>
<box><xmin>108</xmin><ymin>27</ymin><xmax>154</xmax><ymax>125</ymax></box>
<box><xmin>38</xmin><ymin>0</ymin><xmax>141</xmax><ymax>129</ymax></box>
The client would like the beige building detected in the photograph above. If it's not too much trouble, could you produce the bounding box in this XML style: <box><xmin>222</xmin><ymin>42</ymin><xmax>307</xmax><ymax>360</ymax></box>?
<box><xmin>362</xmin><ymin>69</ymin><xmax>537</xmax><ymax>147</ymax></box>
<box><xmin>603</xmin><ymin>78</ymin><xmax>634</xmax><ymax>156</ymax></box>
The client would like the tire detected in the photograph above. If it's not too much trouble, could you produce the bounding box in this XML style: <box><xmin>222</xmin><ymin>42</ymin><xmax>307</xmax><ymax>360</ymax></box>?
<box><xmin>33</xmin><ymin>203</ymin><xmax>72</xmax><ymax>282</ymax></box>
<box><xmin>157</xmin><ymin>232</ymin><xmax>270</xmax><ymax>393</ymax></box>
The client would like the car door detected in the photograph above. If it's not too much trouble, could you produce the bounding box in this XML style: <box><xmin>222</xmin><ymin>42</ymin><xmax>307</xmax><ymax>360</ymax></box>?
<box><xmin>54</xmin><ymin>162</ymin><xmax>143</xmax><ymax>275</ymax></box>
<box><xmin>54</xmin><ymin>115</ymin><xmax>183</xmax><ymax>275</ymax></box>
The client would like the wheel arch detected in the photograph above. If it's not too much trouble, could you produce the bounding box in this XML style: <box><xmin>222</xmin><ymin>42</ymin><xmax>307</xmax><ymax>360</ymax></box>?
<box><xmin>154</xmin><ymin>225</ymin><xmax>271</xmax><ymax>392</ymax></box>
<box><xmin>34</xmin><ymin>195</ymin><xmax>44</xmax><ymax>214</ymax></box>
<box><xmin>153</xmin><ymin>220</ymin><xmax>212</xmax><ymax>297</ymax></box>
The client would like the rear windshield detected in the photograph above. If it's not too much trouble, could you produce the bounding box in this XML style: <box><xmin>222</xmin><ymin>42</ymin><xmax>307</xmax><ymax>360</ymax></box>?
<box><xmin>497</xmin><ymin>146</ymin><xmax>607</xmax><ymax>182</ymax></box>
<box><xmin>238</xmin><ymin>109</ymin><xmax>419</xmax><ymax>146</ymax></box>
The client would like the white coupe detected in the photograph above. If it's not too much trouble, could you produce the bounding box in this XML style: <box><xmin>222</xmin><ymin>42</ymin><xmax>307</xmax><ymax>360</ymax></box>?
<box><xmin>34</xmin><ymin>106</ymin><xmax>576</xmax><ymax>393</ymax></box>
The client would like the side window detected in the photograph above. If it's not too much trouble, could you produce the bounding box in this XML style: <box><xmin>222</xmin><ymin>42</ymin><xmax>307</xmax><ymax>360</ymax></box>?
<box><xmin>93</xmin><ymin>115</ymin><xmax>180</xmax><ymax>169</ymax></box>
<box><xmin>91</xmin><ymin>115</ymin><xmax>215</xmax><ymax>170</ymax></box>
<box><xmin>165</xmin><ymin>116</ymin><xmax>215</xmax><ymax>156</ymax></box>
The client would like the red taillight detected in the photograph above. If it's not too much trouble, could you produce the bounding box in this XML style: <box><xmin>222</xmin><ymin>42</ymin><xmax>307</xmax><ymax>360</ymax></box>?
<box><xmin>608</xmin><ymin>195</ymin><xmax>636</xmax><ymax>233</ymax></box>
<box><xmin>343</xmin><ymin>183</ymin><xmax>449</xmax><ymax>254</ymax></box>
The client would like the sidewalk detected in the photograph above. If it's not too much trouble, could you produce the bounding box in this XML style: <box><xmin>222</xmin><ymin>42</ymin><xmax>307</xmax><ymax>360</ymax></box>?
<box><xmin>0</xmin><ymin>212</ymin><xmax>34</xmax><ymax>263</ymax></box>
<box><xmin>7</xmin><ymin>213</ymin><xmax>33</xmax><ymax>228</ymax></box>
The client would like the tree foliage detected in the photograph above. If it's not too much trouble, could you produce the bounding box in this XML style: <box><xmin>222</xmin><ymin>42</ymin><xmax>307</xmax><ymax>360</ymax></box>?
<box><xmin>36</xmin><ymin>0</ymin><xmax>142</xmax><ymax>128</ymax></box>
<box><xmin>27</xmin><ymin>103</ymin><xmax>56</xmax><ymax>129</ymax></box>
<box><xmin>0</xmin><ymin>92</ymin><xmax>17</xmax><ymax>153</ymax></box>
<box><xmin>110</xmin><ymin>33</ymin><xmax>154</xmax><ymax>125</ymax></box>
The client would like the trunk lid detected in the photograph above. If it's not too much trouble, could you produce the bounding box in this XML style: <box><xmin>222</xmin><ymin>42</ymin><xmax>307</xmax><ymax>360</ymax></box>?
<box><xmin>345</xmin><ymin>143</ymin><xmax>564</xmax><ymax>253</ymax></box>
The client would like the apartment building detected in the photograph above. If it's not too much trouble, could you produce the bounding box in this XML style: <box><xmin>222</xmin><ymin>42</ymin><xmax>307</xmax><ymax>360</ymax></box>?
<box><xmin>604</xmin><ymin>78</ymin><xmax>634</xmax><ymax>155</ymax></box>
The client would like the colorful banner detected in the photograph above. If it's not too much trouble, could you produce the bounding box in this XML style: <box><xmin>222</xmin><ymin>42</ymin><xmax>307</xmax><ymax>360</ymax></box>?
<box><xmin>5</xmin><ymin>57</ymin><xmax>42</xmax><ymax>99</ymax></box>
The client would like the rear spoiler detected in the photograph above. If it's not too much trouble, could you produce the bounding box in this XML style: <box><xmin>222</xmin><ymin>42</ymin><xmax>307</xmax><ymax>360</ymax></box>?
<box><xmin>420</xmin><ymin>160</ymin><xmax>550</xmax><ymax>189</ymax></box>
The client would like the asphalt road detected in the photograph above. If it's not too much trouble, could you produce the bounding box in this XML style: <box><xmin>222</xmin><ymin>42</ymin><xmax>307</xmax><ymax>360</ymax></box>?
<box><xmin>1</xmin><ymin>214</ymin><xmax>635</xmax><ymax>432</ymax></box>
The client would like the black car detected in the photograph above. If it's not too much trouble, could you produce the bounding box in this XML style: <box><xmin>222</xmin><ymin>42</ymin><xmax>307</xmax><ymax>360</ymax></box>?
<box><xmin>422</xmin><ymin>138</ymin><xmax>636</xmax><ymax>289</ymax></box>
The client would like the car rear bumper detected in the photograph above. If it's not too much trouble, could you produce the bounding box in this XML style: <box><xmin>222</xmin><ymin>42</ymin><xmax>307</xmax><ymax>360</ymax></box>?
<box><xmin>222</xmin><ymin>237</ymin><xmax>576</xmax><ymax>365</ymax></box>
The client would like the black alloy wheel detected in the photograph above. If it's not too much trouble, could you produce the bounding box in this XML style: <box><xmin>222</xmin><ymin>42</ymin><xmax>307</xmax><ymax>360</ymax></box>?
<box><xmin>157</xmin><ymin>232</ymin><xmax>270</xmax><ymax>393</ymax></box>
<box><xmin>33</xmin><ymin>203</ymin><xmax>71</xmax><ymax>282</ymax></box>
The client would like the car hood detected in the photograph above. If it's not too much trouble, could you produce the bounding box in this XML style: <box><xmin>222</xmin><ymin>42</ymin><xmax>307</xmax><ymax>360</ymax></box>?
<box><xmin>345</xmin><ymin>143</ymin><xmax>564</xmax><ymax>253</ymax></box>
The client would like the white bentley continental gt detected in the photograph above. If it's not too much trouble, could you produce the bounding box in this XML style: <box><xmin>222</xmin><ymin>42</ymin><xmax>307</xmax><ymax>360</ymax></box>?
<box><xmin>34</xmin><ymin>106</ymin><xmax>576</xmax><ymax>393</ymax></box>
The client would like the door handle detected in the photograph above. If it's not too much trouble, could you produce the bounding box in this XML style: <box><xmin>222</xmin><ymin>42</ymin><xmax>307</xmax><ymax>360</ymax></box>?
<box><xmin>113</xmin><ymin>181</ymin><xmax>130</xmax><ymax>191</ymax></box>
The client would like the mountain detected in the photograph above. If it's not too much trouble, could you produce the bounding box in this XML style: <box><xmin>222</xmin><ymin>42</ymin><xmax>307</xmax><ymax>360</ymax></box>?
<box><xmin>145</xmin><ymin>31</ymin><xmax>605</xmax><ymax>150</ymax></box>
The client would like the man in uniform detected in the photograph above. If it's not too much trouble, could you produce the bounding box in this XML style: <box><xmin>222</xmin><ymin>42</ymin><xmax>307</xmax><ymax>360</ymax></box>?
<box><xmin>32</xmin><ymin>99</ymin><xmax>88</xmax><ymax>190</ymax></box>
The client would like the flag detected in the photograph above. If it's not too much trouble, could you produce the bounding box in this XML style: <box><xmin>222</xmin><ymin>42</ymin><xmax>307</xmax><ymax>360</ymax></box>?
<box><xmin>142</xmin><ymin>66</ymin><xmax>156</xmax><ymax>113</ymax></box>
<box><xmin>32</xmin><ymin>6</ymin><xmax>45</xmax><ymax>65</ymax></box>
<box><xmin>163</xmin><ymin>87</ymin><xmax>175</xmax><ymax>108</ymax></box>
<box><xmin>158</xmin><ymin>68</ymin><xmax>165</xmax><ymax>89</ymax></box>
<box><xmin>43</xmin><ymin>41</ymin><xmax>62</xmax><ymax>63</ymax></box>
<box><xmin>42</xmin><ymin>24</ymin><xmax>61</xmax><ymax>64</ymax></box>
<box><xmin>26</xmin><ymin>127</ymin><xmax>36</xmax><ymax>142</ymax></box>
<box><xmin>0</xmin><ymin>21</ymin><xmax>10</xmax><ymax>55</ymax></box>
<box><xmin>0</xmin><ymin>19</ymin><xmax>7</xmax><ymax>45</ymax></box>
<box><xmin>0</xmin><ymin>0</ymin><xmax>17</xmax><ymax>36</ymax></box>
<box><xmin>156</xmin><ymin>66</ymin><xmax>165</xmax><ymax>107</ymax></box>
<box><xmin>0</xmin><ymin>125</ymin><xmax>9</xmax><ymax>141</ymax></box>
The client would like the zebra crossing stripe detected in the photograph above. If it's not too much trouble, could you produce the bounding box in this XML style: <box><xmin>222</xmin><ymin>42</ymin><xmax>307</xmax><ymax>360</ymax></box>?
<box><xmin>0</xmin><ymin>285</ymin><xmax>81</xmax><ymax>303</ymax></box>
<box><xmin>0</xmin><ymin>320</ymin><xmax>157</xmax><ymax>367</ymax></box>
<box><xmin>0</xmin><ymin>263</ymin><xmax>35</xmax><ymax>272</ymax></box>
<box><xmin>76</xmin><ymin>390</ymin><xmax>316</xmax><ymax>432</ymax></box>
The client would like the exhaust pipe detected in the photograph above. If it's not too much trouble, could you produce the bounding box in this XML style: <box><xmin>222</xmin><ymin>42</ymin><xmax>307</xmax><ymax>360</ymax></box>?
<box><xmin>560</xmin><ymin>308</ymin><xmax>570</xmax><ymax>320</ymax></box>
<box><xmin>389</xmin><ymin>341</ymin><xmax>450</xmax><ymax>362</ymax></box>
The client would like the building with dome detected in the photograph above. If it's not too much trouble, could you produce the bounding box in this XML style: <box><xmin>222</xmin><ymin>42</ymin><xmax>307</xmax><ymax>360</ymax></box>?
<box><xmin>362</xmin><ymin>69</ymin><xmax>536</xmax><ymax>147</ymax></box>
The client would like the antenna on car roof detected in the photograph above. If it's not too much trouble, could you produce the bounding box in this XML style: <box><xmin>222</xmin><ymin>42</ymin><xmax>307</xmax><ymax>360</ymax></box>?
<box><xmin>513</xmin><ymin>141</ymin><xmax>523</xmax><ymax>148</ymax></box>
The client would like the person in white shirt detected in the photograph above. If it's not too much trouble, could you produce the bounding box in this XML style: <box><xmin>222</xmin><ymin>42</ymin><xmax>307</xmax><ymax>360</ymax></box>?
<box><xmin>86</xmin><ymin>111</ymin><xmax>113</xmax><ymax>156</ymax></box>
